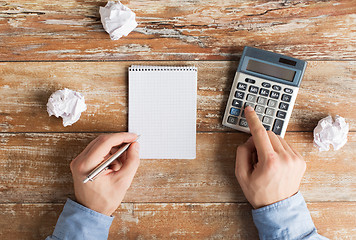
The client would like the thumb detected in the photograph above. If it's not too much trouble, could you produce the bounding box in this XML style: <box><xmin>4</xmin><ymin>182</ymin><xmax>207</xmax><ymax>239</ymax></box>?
<box><xmin>235</xmin><ymin>137</ymin><xmax>255</xmax><ymax>182</ymax></box>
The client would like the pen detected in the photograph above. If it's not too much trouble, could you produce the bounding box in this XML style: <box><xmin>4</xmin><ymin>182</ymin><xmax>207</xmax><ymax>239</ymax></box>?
<box><xmin>83</xmin><ymin>135</ymin><xmax>140</xmax><ymax>183</ymax></box>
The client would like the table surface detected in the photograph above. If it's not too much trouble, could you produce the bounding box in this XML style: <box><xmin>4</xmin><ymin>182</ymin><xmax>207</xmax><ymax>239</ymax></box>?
<box><xmin>0</xmin><ymin>0</ymin><xmax>355</xmax><ymax>239</ymax></box>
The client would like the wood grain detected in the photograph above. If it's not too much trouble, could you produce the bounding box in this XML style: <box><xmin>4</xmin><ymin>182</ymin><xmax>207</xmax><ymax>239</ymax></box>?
<box><xmin>0</xmin><ymin>202</ymin><xmax>355</xmax><ymax>240</ymax></box>
<box><xmin>1</xmin><ymin>132</ymin><xmax>355</xmax><ymax>203</ymax></box>
<box><xmin>0</xmin><ymin>61</ymin><xmax>355</xmax><ymax>133</ymax></box>
<box><xmin>1</xmin><ymin>0</ymin><xmax>355</xmax><ymax>238</ymax></box>
<box><xmin>1</xmin><ymin>0</ymin><xmax>355</xmax><ymax>61</ymax></box>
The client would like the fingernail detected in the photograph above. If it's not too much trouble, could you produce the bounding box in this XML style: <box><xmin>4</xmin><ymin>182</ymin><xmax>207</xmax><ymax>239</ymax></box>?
<box><xmin>244</xmin><ymin>106</ymin><xmax>254</xmax><ymax>112</ymax></box>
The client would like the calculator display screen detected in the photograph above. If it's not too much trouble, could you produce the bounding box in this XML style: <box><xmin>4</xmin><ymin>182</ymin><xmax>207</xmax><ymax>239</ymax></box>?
<box><xmin>246</xmin><ymin>59</ymin><xmax>296</xmax><ymax>81</ymax></box>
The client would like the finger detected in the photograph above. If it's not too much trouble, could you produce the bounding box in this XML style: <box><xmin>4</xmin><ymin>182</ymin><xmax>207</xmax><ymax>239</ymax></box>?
<box><xmin>118</xmin><ymin>151</ymin><xmax>127</xmax><ymax>163</ymax></box>
<box><xmin>113</xmin><ymin>142</ymin><xmax>140</xmax><ymax>181</ymax></box>
<box><xmin>278</xmin><ymin>136</ymin><xmax>302</xmax><ymax>159</ymax></box>
<box><xmin>102</xmin><ymin>146</ymin><xmax>122</xmax><ymax>165</ymax></box>
<box><xmin>235</xmin><ymin>137</ymin><xmax>255</xmax><ymax>181</ymax></box>
<box><xmin>86</xmin><ymin>133</ymin><xmax>138</xmax><ymax>167</ymax></box>
<box><xmin>91</xmin><ymin>167</ymin><xmax>112</xmax><ymax>180</ymax></box>
<box><xmin>110</xmin><ymin>146</ymin><xmax>120</xmax><ymax>155</ymax></box>
<box><xmin>252</xmin><ymin>151</ymin><xmax>258</xmax><ymax>168</ymax></box>
<box><xmin>101</xmin><ymin>146</ymin><xmax>120</xmax><ymax>161</ymax></box>
<box><xmin>244</xmin><ymin>106</ymin><xmax>274</xmax><ymax>159</ymax></box>
<box><xmin>267</xmin><ymin>131</ymin><xmax>285</xmax><ymax>153</ymax></box>
<box><xmin>110</xmin><ymin>159</ymin><xmax>123</xmax><ymax>171</ymax></box>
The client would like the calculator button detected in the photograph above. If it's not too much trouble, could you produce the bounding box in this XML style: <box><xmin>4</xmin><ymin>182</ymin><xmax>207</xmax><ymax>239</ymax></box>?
<box><xmin>234</xmin><ymin>91</ymin><xmax>245</xmax><ymax>99</ymax></box>
<box><xmin>246</xmin><ymin>94</ymin><xmax>257</xmax><ymax>103</ymax></box>
<box><xmin>249</xmin><ymin>85</ymin><xmax>259</xmax><ymax>94</ymax></box>
<box><xmin>255</xmin><ymin>105</ymin><xmax>265</xmax><ymax>114</ymax></box>
<box><xmin>257</xmin><ymin>114</ymin><xmax>263</xmax><ymax>121</ymax></box>
<box><xmin>259</xmin><ymin>88</ymin><xmax>270</xmax><ymax>97</ymax></box>
<box><xmin>267</xmin><ymin>99</ymin><xmax>277</xmax><ymax>108</ymax></box>
<box><xmin>244</xmin><ymin>102</ymin><xmax>255</xmax><ymax>109</ymax></box>
<box><xmin>227</xmin><ymin>116</ymin><xmax>238</xmax><ymax>125</ymax></box>
<box><xmin>284</xmin><ymin>88</ymin><xmax>293</xmax><ymax>94</ymax></box>
<box><xmin>241</xmin><ymin>110</ymin><xmax>245</xmax><ymax>118</ymax></box>
<box><xmin>270</xmin><ymin>91</ymin><xmax>280</xmax><ymax>99</ymax></box>
<box><xmin>257</xmin><ymin>97</ymin><xmax>267</xmax><ymax>105</ymax></box>
<box><xmin>276</xmin><ymin>110</ymin><xmax>287</xmax><ymax>119</ymax></box>
<box><xmin>239</xmin><ymin>119</ymin><xmax>248</xmax><ymax>128</ymax></box>
<box><xmin>272</xmin><ymin>85</ymin><xmax>282</xmax><ymax>91</ymax></box>
<box><xmin>263</xmin><ymin>125</ymin><xmax>271</xmax><ymax>131</ymax></box>
<box><xmin>272</xmin><ymin>119</ymin><xmax>284</xmax><ymax>135</ymax></box>
<box><xmin>232</xmin><ymin>99</ymin><xmax>243</xmax><ymax>108</ymax></box>
<box><xmin>279</xmin><ymin>102</ymin><xmax>289</xmax><ymax>111</ymax></box>
<box><xmin>262</xmin><ymin>116</ymin><xmax>273</xmax><ymax>125</ymax></box>
<box><xmin>262</xmin><ymin>82</ymin><xmax>271</xmax><ymax>88</ymax></box>
<box><xmin>265</xmin><ymin>108</ymin><xmax>275</xmax><ymax>116</ymax></box>
<box><xmin>281</xmin><ymin>94</ymin><xmax>292</xmax><ymax>102</ymax></box>
<box><xmin>237</xmin><ymin>83</ymin><xmax>247</xmax><ymax>90</ymax></box>
<box><xmin>245</xmin><ymin>78</ymin><xmax>256</xmax><ymax>84</ymax></box>
<box><xmin>229</xmin><ymin>107</ymin><xmax>240</xmax><ymax>116</ymax></box>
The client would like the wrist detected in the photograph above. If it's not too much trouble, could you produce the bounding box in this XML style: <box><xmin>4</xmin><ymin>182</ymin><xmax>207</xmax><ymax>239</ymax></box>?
<box><xmin>252</xmin><ymin>192</ymin><xmax>299</xmax><ymax>209</ymax></box>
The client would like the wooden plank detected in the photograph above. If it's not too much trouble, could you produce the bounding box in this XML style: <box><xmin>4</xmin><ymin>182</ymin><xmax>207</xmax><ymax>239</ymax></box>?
<box><xmin>1</xmin><ymin>132</ymin><xmax>355</xmax><ymax>203</ymax></box>
<box><xmin>0</xmin><ymin>61</ymin><xmax>355</xmax><ymax>132</ymax></box>
<box><xmin>0</xmin><ymin>202</ymin><xmax>355</xmax><ymax>239</ymax></box>
<box><xmin>0</xmin><ymin>0</ymin><xmax>355</xmax><ymax>61</ymax></box>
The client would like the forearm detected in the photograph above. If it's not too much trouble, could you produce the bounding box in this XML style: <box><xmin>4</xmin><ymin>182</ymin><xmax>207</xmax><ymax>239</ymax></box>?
<box><xmin>252</xmin><ymin>192</ymin><xmax>328</xmax><ymax>240</ymax></box>
<box><xmin>46</xmin><ymin>198</ymin><xmax>113</xmax><ymax>240</ymax></box>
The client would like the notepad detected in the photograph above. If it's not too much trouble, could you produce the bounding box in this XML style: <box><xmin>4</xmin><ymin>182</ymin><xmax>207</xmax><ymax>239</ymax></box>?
<box><xmin>128</xmin><ymin>65</ymin><xmax>197</xmax><ymax>159</ymax></box>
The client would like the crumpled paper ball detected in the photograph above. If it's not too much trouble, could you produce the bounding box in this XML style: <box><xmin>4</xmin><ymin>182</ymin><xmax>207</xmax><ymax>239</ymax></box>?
<box><xmin>313</xmin><ymin>115</ymin><xmax>349</xmax><ymax>151</ymax></box>
<box><xmin>99</xmin><ymin>1</ymin><xmax>138</xmax><ymax>40</ymax></box>
<box><xmin>47</xmin><ymin>88</ymin><xmax>87</xmax><ymax>127</ymax></box>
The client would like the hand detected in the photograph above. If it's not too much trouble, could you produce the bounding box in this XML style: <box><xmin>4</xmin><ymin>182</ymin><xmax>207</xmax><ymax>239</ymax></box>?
<box><xmin>70</xmin><ymin>133</ymin><xmax>140</xmax><ymax>216</ymax></box>
<box><xmin>235</xmin><ymin>106</ymin><xmax>306</xmax><ymax>209</ymax></box>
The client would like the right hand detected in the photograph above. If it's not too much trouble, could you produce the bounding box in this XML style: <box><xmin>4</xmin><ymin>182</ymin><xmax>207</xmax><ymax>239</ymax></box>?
<box><xmin>70</xmin><ymin>133</ymin><xmax>140</xmax><ymax>216</ymax></box>
<box><xmin>235</xmin><ymin>106</ymin><xmax>306</xmax><ymax>209</ymax></box>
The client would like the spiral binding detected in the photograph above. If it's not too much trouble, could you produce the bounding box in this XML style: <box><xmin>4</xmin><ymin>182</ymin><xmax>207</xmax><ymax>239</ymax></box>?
<box><xmin>129</xmin><ymin>65</ymin><xmax>197</xmax><ymax>71</ymax></box>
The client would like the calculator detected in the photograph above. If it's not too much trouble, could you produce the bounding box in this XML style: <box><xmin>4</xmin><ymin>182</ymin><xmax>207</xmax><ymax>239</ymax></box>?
<box><xmin>222</xmin><ymin>47</ymin><xmax>307</xmax><ymax>137</ymax></box>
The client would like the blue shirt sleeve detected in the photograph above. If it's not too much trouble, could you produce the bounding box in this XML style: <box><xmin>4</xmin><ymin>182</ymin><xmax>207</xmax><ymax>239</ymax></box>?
<box><xmin>252</xmin><ymin>192</ymin><xmax>329</xmax><ymax>240</ymax></box>
<box><xmin>46</xmin><ymin>198</ymin><xmax>113</xmax><ymax>240</ymax></box>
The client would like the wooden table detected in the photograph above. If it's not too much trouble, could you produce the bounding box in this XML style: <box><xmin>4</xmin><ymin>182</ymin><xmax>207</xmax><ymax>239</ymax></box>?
<box><xmin>0</xmin><ymin>1</ymin><xmax>355</xmax><ymax>239</ymax></box>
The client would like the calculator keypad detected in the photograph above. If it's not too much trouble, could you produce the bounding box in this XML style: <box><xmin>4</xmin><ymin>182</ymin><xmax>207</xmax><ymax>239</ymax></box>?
<box><xmin>270</xmin><ymin>91</ymin><xmax>280</xmax><ymax>99</ymax></box>
<box><xmin>272</xmin><ymin>85</ymin><xmax>282</xmax><ymax>91</ymax></box>
<box><xmin>262</xmin><ymin>82</ymin><xmax>271</xmax><ymax>88</ymax></box>
<box><xmin>257</xmin><ymin>97</ymin><xmax>267</xmax><ymax>105</ymax></box>
<box><xmin>276</xmin><ymin>110</ymin><xmax>286</xmax><ymax>119</ymax></box>
<box><xmin>259</xmin><ymin>88</ymin><xmax>269</xmax><ymax>97</ymax></box>
<box><xmin>281</xmin><ymin>94</ymin><xmax>292</xmax><ymax>102</ymax></box>
<box><xmin>246</xmin><ymin>94</ymin><xmax>257</xmax><ymax>102</ymax></box>
<box><xmin>267</xmin><ymin>99</ymin><xmax>277</xmax><ymax>108</ymax></box>
<box><xmin>279</xmin><ymin>102</ymin><xmax>289</xmax><ymax>111</ymax></box>
<box><xmin>249</xmin><ymin>86</ymin><xmax>259</xmax><ymax>94</ymax></box>
<box><xmin>237</xmin><ymin>83</ymin><xmax>247</xmax><ymax>90</ymax></box>
<box><xmin>235</xmin><ymin>91</ymin><xmax>245</xmax><ymax>99</ymax></box>
<box><xmin>230</xmin><ymin>107</ymin><xmax>240</xmax><ymax>116</ymax></box>
<box><xmin>239</xmin><ymin>119</ymin><xmax>248</xmax><ymax>127</ymax></box>
<box><xmin>223</xmin><ymin>74</ymin><xmax>298</xmax><ymax>137</ymax></box>
<box><xmin>227</xmin><ymin>116</ymin><xmax>238</xmax><ymax>125</ymax></box>
<box><xmin>232</xmin><ymin>99</ymin><xmax>243</xmax><ymax>108</ymax></box>
<box><xmin>272</xmin><ymin>119</ymin><xmax>284</xmax><ymax>135</ymax></box>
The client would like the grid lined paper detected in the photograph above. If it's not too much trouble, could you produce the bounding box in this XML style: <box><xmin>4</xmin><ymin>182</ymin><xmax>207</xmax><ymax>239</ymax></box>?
<box><xmin>128</xmin><ymin>65</ymin><xmax>197</xmax><ymax>159</ymax></box>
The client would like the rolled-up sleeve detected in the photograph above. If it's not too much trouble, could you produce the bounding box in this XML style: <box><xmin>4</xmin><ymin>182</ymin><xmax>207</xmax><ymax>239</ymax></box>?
<box><xmin>46</xmin><ymin>198</ymin><xmax>113</xmax><ymax>240</ymax></box>
<box><xmin>252</xmin><ymin>192</ymin><xmax>329</xmax><ymax>240</ymax></box>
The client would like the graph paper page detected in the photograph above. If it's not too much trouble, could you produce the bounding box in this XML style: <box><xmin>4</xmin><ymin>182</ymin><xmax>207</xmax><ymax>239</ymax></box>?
<box><xmin>128</xmin><ymin>65</ymin><xmax>197</xmax><ymax>159</ymax></box>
